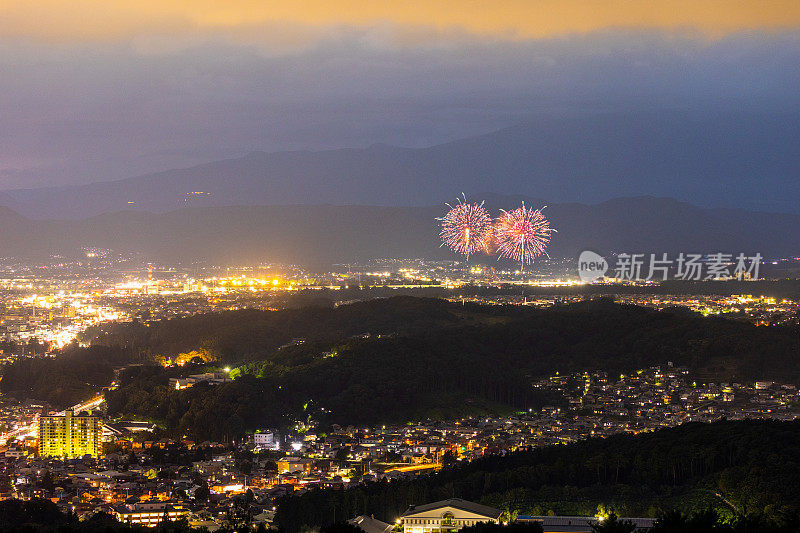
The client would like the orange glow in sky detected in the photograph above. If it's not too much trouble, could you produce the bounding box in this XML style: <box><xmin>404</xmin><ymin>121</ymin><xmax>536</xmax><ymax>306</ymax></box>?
<box><xmin>2</xmin><ymin>0</ymin><xmax>799</xmax><ymax>43</ymax></box>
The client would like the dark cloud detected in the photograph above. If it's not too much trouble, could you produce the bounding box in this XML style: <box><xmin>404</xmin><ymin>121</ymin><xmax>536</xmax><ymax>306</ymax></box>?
<box><xmin>0</xmin><ymin>31</ymin><xmax>797</xmax><ymax>211</ymax></box>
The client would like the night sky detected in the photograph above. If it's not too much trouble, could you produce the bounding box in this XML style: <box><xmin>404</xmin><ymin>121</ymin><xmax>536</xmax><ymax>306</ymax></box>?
<box><xmin>1</xmin><ymin>1</ymin><xmax>798</xmax><ymax>211</ymax></box>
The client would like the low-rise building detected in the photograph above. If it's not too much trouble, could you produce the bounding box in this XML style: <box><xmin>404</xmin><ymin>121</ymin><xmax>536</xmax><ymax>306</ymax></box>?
<box><xmin>254</xmin><ymin>430</ymin><xmax>280</xmax><ymax>451</ymax></box>
<box><xmin>114</xmin><ymin>500</ymin><xmax>189</xmax><ymax>527</ymax></box>
<box><xmin>401</xmin><ymin>498</ymin><xmax>501</xmax><ymax>532</ymax></box>
<box><xmin>517</xmin><ymin>515</ymin><xmax>655</xmax><ymax>532</ymax></box>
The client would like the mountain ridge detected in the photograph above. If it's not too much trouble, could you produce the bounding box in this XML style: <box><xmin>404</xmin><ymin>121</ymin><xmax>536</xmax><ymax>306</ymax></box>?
<box><xmin>1</xmin><ymin>109</ymin><xmax>798</xmax><ymax>218</ymax></box>
<box><xmin>0</xmin><ymin>196</ymin><xmax>796</xmax><ymax>267</ymax></box>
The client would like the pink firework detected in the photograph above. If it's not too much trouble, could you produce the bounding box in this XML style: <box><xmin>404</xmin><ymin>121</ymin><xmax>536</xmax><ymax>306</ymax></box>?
<box><xmin>438</xmin><ymin>196</ymin><xmax>492</xmax><ymax>259</ymax></box>
<box><xmin>493</xmin><ymin>204</ymin><xmax>554</xmax><ymax>267</ymax></box>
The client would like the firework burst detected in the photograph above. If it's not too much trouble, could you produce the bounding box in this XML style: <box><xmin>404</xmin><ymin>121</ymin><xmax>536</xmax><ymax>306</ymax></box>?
<box><xmin>438</xmin><ymin>195</ymin><xmax>493</xmax><ymax>259</ymax></box>
<box><xmin>493</xmin><ymin>203</ymin><xmax>554</xmax><ymax>267</ymax></box>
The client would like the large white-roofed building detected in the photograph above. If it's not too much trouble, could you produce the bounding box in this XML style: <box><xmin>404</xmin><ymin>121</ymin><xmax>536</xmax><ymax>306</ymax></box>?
<box><xmin>400</xmin><ymin>498</ymin><xmax>502</xmax><ymax>532</ymax></box>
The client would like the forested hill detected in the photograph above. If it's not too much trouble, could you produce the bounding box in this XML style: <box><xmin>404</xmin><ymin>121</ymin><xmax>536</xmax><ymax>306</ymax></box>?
<box><xmin>85</xmin><ymin>296</ymin><xmax>799</xmax><ymax>379</ymax></box>
<box><xmin>2</xmin><ymin>297</ymin><xmax>799</xmax><ymax>435</ymax></box>
<box><xmin>95</xmin><ymin>297</ymin><xmax>799</xmax><ymax>439</ymax></box>
<box><xmin>275</xmin><ymin>419</ymin><xmax>800</xmax><ymax>532</ymax></box>
<box><xmin>82</xmin><ymin>296</ymin><xmax>493</xmax><ymax>359</ymax></box>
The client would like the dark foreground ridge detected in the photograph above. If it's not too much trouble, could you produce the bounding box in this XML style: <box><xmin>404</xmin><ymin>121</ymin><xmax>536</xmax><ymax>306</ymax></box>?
<box><xmin>274</xmin><ymin>419</ymin><xmax>800</xmax><ymax>532</ymax></box>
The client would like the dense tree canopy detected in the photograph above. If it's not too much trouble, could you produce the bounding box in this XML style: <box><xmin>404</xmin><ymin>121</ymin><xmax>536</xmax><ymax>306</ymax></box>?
<box><xmin>2</xmin><ymin>297</ymin><xmax>798</xmax><ymax>435</ymax></box>
<box><xmin>103</xmin><ymin>298</ymin><xmax>800</xmax><ymax>440</ymax></box>
<box><xmin>0</xmin><ymin>499</ymin><xmax>194</xmax><ymax>532</ymax></box>
<box><xmin>275</xmin><ymin>420</ymin><xmax>800</xmax><ymax>532</ymax></box>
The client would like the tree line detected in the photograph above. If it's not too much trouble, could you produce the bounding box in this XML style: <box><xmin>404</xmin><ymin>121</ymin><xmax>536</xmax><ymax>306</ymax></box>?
<box><xmin>106</xmin><ymin>297</ymin><xmax>799</xmax><ymax>440</ymax></box>
<box><xmin>274</xmin><ymin>419</ymin><xmax>800</xmax><ymax>531</ymax></box>
<box><xmin>2</xmin><ymin>297</ymin><xmax>798</xmax><ymax>423</ymax></box>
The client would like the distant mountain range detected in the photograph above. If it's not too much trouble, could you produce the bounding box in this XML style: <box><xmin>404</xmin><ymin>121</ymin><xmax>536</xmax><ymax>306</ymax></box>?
<box><xmin>0</xmin><ymin>196</ymin><xmax>797</xmax><ymax>267</ymax></box>
<box><xmin>1</xmin><ymin>109</ymin><xmax>798</xmax><ymax>219</ymax></box>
